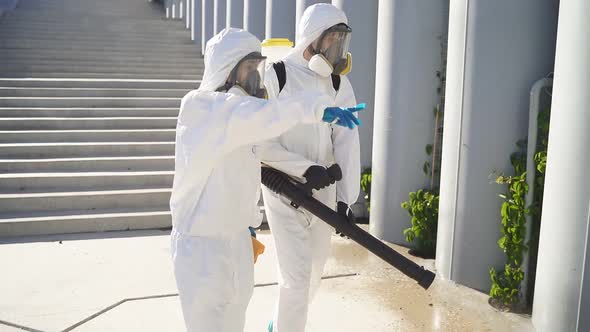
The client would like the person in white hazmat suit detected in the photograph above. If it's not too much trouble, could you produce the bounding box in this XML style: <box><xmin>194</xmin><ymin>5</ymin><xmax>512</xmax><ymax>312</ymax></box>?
<box><xmin>257</xmin><ymin>4</ymin><xmax>361</xmax><ymax>332</ymax></box>
<box><xmin>169</xmin><ymin>28</ymin><xmax>362</xmax><ymax>332</ymax></box>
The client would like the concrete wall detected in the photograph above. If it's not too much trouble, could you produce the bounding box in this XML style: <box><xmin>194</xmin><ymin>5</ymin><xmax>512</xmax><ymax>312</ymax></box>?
<box><xmin>265</xmin><ymin>0</ymin><xmax>295</xmax><ymax>41</ymax></box>
<box><xmin>435</xmin><ymin>0</ymin><xmax>559</xmax><ymax>291</ymax></box>
<box><xmin>201</xmin><ymin>0</ymin><xmax>214</xmax><ymax>54</ymax></box>
<box><xmin>369</xmin><ymin>1</ymin><xmax>448</xmax><ymax>244</ymax></box>
<box><xmin>243</xmin><ymin>0</ymin><xmax>265</xmax><ymax>41</ymax></box>
<box><xmin>213</xmin><ymin>0</ymin><xmax>226</xmax><ymax>34</ymax></box>
<box><xmin>0</xmin><ymin>0</ymin><xmax>19</xmax><ymax>16</ymax></box>
<box><xmin>580</xmin><ymin>226</ymin><xmax>590</xmax><ymax>331</ymax></box>
<box><xmin>191</xmin><ymin>0</ymin><xmax>202</xmax><ymax>44</ymax></box>
<box><xmin>226</xmin><ymin>0</ymin><xmax>243</xmax><ymax>29</ymax></box>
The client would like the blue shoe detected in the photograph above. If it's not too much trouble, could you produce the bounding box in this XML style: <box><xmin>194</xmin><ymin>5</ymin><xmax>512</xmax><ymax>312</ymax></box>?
<box><xmin>267</xmin><ymin>320</ymin><xmax>273</xmax><ymax>332</ymax></box>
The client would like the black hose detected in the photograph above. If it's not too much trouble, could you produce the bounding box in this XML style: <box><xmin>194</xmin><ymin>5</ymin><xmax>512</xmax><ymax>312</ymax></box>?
<box><xmin>261</xmin><ymin>166</ymin><xmax>436</xmax><ymax>290</ymax></box>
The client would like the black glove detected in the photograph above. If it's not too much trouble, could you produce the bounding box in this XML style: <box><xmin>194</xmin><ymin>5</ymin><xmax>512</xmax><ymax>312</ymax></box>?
<box><xmin>303</xmin><ymin>165</ymin><xmax>335</xmax><ymax>190</ymax></box>
<box><xmin>336</xmin><ymin>201</ymin><xmax>355</xmax><ymax>238</ymax></box>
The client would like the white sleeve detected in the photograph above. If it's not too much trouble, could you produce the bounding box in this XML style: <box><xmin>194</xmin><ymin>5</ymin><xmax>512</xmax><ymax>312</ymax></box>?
<box><xmin>177</xmin><ymin>90</ymin><xmax>329</xmax><ymax>169</ymax></box>
<box><xmin>253</xmin><ymin>65</ymin><xmax>327</xmax><ymax>178</ymax></box>
<box><xmin>253</xmin><ymin>136</ymin><xmax>319</xmax><ymax>178</ymax></box>
<box><xmin>331</xmin><ymin>76</ymin><xmax>361</xmax><ymax>205</ymax></box>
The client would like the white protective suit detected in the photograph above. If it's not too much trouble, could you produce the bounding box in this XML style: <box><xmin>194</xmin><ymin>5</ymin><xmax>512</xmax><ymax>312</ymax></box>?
<box><xmin>169</xmin><ymin>28</ymin><xmax>333</xmax><ymax>332</ymax></box>
<box><xmin>256</xmin><ymin>4</ymin><xmax>361</xmax><ymax>332</ymax></box>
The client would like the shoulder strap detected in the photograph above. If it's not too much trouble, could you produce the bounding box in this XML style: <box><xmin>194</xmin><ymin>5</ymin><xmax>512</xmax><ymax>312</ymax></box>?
<box><xmin>273</xmin><ymin>61</ymin><xmax>341</xmax><ymax>93</ymax></box>
<box><xmin>272</xmin><ymin>61</ymin><xmax>287</xmax><ymax>93</ymax></box>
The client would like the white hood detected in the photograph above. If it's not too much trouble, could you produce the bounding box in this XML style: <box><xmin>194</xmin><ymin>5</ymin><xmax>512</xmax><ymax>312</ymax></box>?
<box><xmin>198</xmin><ymin>28</ymin><xmax>262</xmax><ymax>92</ymax></box>
<box><xmin>293</xmin><ymin>3</ymin><xmax>348</xmax><ymax>54</ymax></box>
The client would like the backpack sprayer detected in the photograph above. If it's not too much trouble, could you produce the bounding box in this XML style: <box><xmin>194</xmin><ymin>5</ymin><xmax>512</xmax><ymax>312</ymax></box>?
<box><xmin>261</xmin><ymin>164</ymin><xmax>435</xmax><ymax>290</ymax></box>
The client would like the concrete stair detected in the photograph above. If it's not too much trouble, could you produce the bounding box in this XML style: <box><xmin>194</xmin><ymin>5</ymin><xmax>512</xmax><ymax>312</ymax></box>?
<box><xmin>0</xmin><ymin>0</ymin><xmax>201</xmax><ymax>237</ymax></box>
<box><xmin>0</xmin><ymin>78</ymin><xmax>199</xmax><ymax>89</ymax></box>
<box><xmin>0</xmin><ymin>210</ymin><xmax>172</xmax><ymax>237</ymax></box>
<box><xmin>0</xmin><ymin>88</ymin><xmax>191</xmax><ymax>98</ymax></box>
<box><xmin>0</xmin><ymin>156</ymin><xmax>175</xmax><ymax>173</ymax></box>
<box><xmin>0</xmin><ymin>171</ymin><xmax>174</xmax><ymax>193</ymax></box>
<box><xmin>0</xmin><ymin>189</ymin><xmax>171</xmax><ymax>215</ymax></box>
<box><xmin>0</xmin><ymin>129</ymin><xmax>176</xmax><ymax>142</ymax></box>
<box><xmin>0</xmin><ymin>117</ymin><xmax>178</xmax><ymax>129</ymax></box>
<box><xmin>0</xmin><ymin>142</ymin><xmax>175</xmax><ymax>158</ymax></box>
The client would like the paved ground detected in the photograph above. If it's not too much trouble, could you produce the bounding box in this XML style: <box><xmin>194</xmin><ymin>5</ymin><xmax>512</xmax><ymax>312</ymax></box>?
<box><xmin>0</xmin><ymin>228</ymin><xmax>533</xmax><ymax>332</ymax></box>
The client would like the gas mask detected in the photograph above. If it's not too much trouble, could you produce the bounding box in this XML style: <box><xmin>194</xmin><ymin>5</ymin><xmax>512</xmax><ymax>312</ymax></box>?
<box><xmin>307</xmin><ymin>23</ymin><xmax>352</xmax><ymax>77</ymax></box>
<box><xmin>219</xmin><ymin>52</ymin><xmax>268</xmax><ymax>99</ymax></box>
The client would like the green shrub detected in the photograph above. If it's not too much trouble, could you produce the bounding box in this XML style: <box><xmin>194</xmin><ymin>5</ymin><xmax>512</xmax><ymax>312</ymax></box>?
<box><xmin>360</xmin><ymin>168</ymin><xmax>372</xmax><ymax>212</ymax></box>
<box><xmin>401</xmin><ymin>189</ymin><xmax>439</xmax><ymax>258</ymax></box>
<box><xmin>488</xmin><ymin>143</ymin><xmax>530</xmax><ymax>308</ymax></box>
<box><xmin>489</xmin><ymin>105</ymin><xmax>551</xmax><ymax>308</ymax></box>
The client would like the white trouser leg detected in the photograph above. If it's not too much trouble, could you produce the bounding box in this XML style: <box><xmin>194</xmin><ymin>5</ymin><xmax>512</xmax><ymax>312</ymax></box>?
<box><xmin>308</xmin><ymin>216</ymin><xmax>333</xmax><ymax>301</ymax></box>
<box><xmin>171</xmin><ymin>229</ymin><xmax>254</xmax><ymax>332</ymax></box>
<box><xmin>263</xmin><ymin>186</ymin><xmax>335</xmax><ymax>332</ymax></box>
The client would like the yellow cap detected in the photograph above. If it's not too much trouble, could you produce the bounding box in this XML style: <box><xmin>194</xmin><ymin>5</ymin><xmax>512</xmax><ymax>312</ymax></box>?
<box><xmin>261</xmin><ymin>38</ymin><xmax>294</xmax><ymax>48</ymax></box>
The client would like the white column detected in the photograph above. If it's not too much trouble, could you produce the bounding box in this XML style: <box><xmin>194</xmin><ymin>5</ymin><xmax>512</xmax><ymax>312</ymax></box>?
<box><xmin>532</xmin><ymin>0</ymin><xmax>590</xmax><ymax>330</ymax></box>
<box><xmin>265</xmin><ymin>0</ymin><xmax>295</xmax><ymax>41</ymax></box>
<box><xmin>244</xmin><ymin>0</ymin><xmax>265</xmax><ymax>41</ymax></box>
<box><xmin>227</xmin><ymin>0</ymin><xmax>244</xmax><ymax>29</ymax></box>
<box><xmin>186</xmin><ymin>0</ymin><xmax>191</xmax><ymax>29</ymax></box>
<box><xmin>370</xmin><ymin>1</ymin><xmax>447</xmax><ymax>244</ymax></box>
<box><xmin>201</xmin><ymin>0</ymin><xmax>214</xmax><ymax>54</ymax></box>
<box><xmin>165</xmin><ymin>0</ymin><xmax>172</xmax><ymax>18</ymax></box>
<box><xmin>173</xmin><ymin>0</ymin><xmax>181</xmax><ymax>19</ymax></box>
<box><xmin>332</xmin><ymin>0</ymin><xmax>377</xmax><ymax>171</ymax></box>
<box><xmin>191</xmin><ymin>0</ymin><xmax>202</xmax><ymax>43</ymax></box>
<box><xmin>435</xmin><ymin>0</ymin><xmax>558</xmax><ymax>291</ymax></box>
<box><xmin>213</xmin><ymin>0</ymin><xmax>226</xmax><ymax>34</ymax></box>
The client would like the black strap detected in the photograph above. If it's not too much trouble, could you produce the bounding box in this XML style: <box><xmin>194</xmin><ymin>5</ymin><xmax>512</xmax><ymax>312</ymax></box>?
<box><xmin>331</xmin><ymin>74</ymin><xmax>341</xmax><ymax>91</ymax></box>
<box><xmin>273</xmin><ymin>62</ymin><xmax>287</xmax><ymax>93</ymax></box>
<box><xmin>272</xmin><ymin>61</ymin><xmax>341</xmax><ymax>94</ymax></box>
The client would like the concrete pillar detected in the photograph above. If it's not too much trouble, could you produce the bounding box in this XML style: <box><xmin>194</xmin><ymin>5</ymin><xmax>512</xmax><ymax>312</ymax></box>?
<box><xmin>370</xmin><ymin>2</ymin><xmax>447</xmax><ymax>244</ymax></box>
<box><xmin>295</xmin><ymin>0</ymin><xmax>329</xmax><ymax>37</ymax></box>
<box><xmin>186</xmin><ymin>0</ymin><xmax>191</xmax><ymax>29</ymax></box>
<box><xmin>165</xmin><ymin>0</ymin><xmax>172</xmax><ymax>18</ymax></box>
<box><xmin>227</xmin><ymin>0</ymin><xmax>244</xmax><ymax>29</ymax></box>
<box><xmin>244</xmin><ymin>0</ymin><xmax>265</xmax><ymax>41</ymax></box>
<box><xmin>191</xmin><ymin>0</ymin><xmax>202</xmax><ymax>43</ymax></box>
<box><xmin>265</xmin><ymin>0</ymin><xmax>295</xmax><ymax>41</ymax></box>
<box><xmin>532</xmin><ymin>1</ymin><xmax>590</xmax><ymax>330</ymax></box>
<box><xmin>201</xmin><ymin>0</ymin><xmax>214</xmax><ymax>54</ymax></box>
<box><xmin>214</xmin><ymin>0</ymin><xmax>226</xmax><ymax>34</ymax></box>
<box><xmin>332</xmin><ymin>0</ymin><xmax>377</xmax><ymax>170</ymax></box>
<box><xmin>173</xmin><ymin>0</ymin><xmax>181</xmax><ymax>19</ymax></box>
<box><xmin>434</xmin><ymin>0</ymin><xmax>558</xmax><ymax>291</ymax></box>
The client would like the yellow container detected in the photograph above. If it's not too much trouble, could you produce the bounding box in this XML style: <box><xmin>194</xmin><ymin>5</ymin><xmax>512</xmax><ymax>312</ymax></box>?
<box><xmin>261</xmin><ymin>38</ymin><xmax>294</xmax><ymax>63</ymax></box>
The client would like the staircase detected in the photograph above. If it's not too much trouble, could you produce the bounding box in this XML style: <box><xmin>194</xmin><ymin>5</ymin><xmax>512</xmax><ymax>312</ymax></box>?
<box><xmin>0</xmin><ymin>0</ymin><xmax>203</xmax><ymax>237</ymax></box>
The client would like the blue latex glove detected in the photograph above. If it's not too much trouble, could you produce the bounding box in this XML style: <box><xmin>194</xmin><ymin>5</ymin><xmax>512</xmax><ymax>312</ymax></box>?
<box><xmin>322</xmin><ymin>103</ymin><xmax>366</xmax><ymax>129</ymax></box>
